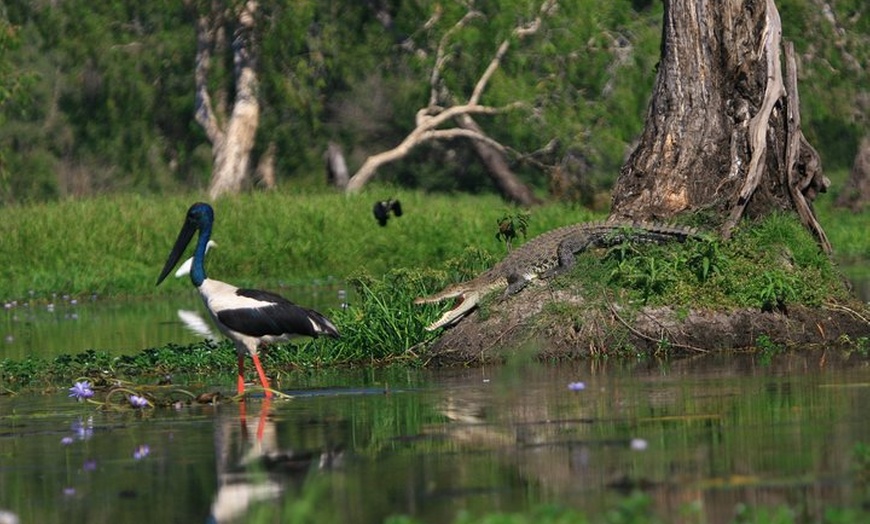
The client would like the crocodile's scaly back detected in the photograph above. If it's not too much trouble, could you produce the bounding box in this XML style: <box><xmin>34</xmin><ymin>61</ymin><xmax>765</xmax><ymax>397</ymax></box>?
<box><xmin>415</xmin><ymin>221</ymin><xmax>702</xmax><ymax>330</ymax></box>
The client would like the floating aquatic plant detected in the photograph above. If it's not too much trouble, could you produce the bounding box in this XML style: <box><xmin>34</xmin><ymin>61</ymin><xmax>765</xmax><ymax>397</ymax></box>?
<box><xmin>68</xmin><ymin>381</ymin><xmax>94</xmax><ymax>401</ymax></box>
<box><xmin>128</xmin><ymin>395</ymin><xmax>149</xmax><ymax>409</ymax></box>
<box><xmin>64</xmin><ymin>378</ymin><xmax>199</xmax><ymax>410</ymax></box>
<box><xmin>133</xmin><ymin>444</ymin><xmax>150</xmax><ymax>460</ymax></box>
<box><xmin>567</xmin><ymin>381</ymin><xmax>586</xmax><ymax>391</ymax></box>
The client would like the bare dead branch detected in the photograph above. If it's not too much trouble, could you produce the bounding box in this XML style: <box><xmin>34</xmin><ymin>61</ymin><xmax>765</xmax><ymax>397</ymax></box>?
<box><xmin>346</xmin><ymin>1</ymin><xmax>557</xmax><ymax>194</ymax></box>
<box><xmin>347</xmin><ymin>104</ymin><xmax>522</xmax><ymax>191</ymax></box>
<box><xmin>471</xmin><ymin>0</ymin><xmax>554</xmax><ymax>105</ymax></box>
<box><xmin>430</xmin><ymin>10</ymin><xmax>483</xmax><ymax>108</ymax></box>
<box><xmin>783</xmin><ymin>42</ymin><xmax>832</xmax><ymax>253</ymax></box>
<box><xmin>722</xmin><ymin>0</ymin><xmax>784</xmax><ymax>238</ymax></box>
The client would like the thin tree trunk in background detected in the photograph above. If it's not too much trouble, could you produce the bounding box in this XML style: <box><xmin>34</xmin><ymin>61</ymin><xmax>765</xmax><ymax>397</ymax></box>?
<box><xmin>325</xmin><ymin>141</ymin><xmax>349</xmax><ymax>189</ymax></box>
<box><xmin>194</xmin><ymin>1</ymin><xmax>261</xmax><ymax>200</ymax></box>
<box><xmin>610</xmin><ymin>0</ymin><xmax>829</xmax><ymax>252</ymax></box>
<box><xmin>255</xmin><ymin>142</ymin><xmax>276</xmax><ymax>189</ymax></box>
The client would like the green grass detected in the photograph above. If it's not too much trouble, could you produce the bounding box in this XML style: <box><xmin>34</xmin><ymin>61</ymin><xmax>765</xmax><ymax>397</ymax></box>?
<box><xmin>0</xmin><ymin>186</ymin><xmax>865</xmax><ymax>303</ymax></box>
<box><xmin>549</xmin><ymin>212</ymin><xmax>858</xmax><ymax>313</ymax></box>
<box><xmin>0</xmin><ymin>187</ymin><xmax>598</xmax><ymax>301</ymax></box>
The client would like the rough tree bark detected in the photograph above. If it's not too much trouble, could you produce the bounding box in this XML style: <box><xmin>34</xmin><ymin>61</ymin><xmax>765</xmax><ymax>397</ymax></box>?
<box><xmin>610</xmin><ymin>0</ymin><xmax>831</xmax><ymax>252</ymax></box>
<box><xmin>345</xmin><ymin>2</ymin><xmax>555</xmax><ymax>206</ymax></box>
<box><xmin>194</xmin><ymin>1</ymin><xmax>260</xmax><ymax>200</ymax></box>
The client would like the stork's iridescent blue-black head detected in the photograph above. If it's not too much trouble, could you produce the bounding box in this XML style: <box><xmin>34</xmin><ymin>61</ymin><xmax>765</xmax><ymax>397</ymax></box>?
<box><xmin>156</xmin><ymin>202</ymin><xmax>214</xmax><ymax>287</ymax></box>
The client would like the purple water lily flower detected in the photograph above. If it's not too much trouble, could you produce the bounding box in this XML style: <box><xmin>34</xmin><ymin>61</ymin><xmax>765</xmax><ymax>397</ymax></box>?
<box><xmin>133</xmin><ymin>444</ymin><xmax>150</xmax><ymax>460</ymax></box>
<box><xmin>60</xmin><ymin>436</ymin><xmax>74</xmax><ymax>446</ymax></box>
<box><xmin>129</xmin><ymin>395</ymin><xmax>149</xmax><ymax>409</ymax></box>
<box><xmin>567</xmin><ymin>381</ymin><xmax>586</xmax><ymax>392</ymax></box>
<box><xmin>68</xmin><ymin>381</ymin><xmax>94</xmax><ymax>401</ymax></box>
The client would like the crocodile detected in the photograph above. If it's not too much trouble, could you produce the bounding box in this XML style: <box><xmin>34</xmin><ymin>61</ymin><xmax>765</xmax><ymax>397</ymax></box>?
<box><xmin>414</xmin><ymin>221</ymin><xmax>702</xmax><ymax>331</ymax></box>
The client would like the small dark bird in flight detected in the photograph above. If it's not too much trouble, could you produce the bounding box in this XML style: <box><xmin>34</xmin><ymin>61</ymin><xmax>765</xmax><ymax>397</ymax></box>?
<box><xmin>373</xmin><ymin>199</ymin><xmax>403</xmax><ymax>227</ymax></box>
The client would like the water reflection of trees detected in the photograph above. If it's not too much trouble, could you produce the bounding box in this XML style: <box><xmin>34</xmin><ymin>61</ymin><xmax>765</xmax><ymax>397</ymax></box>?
<box><xmin>425</xmin><ymin>354</ymin><xmax>868</xmax><ymax>523</ymax></box>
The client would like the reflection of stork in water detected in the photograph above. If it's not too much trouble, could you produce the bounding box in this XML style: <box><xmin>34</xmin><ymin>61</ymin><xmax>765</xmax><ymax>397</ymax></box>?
<box><xmin>209</xmin><ymin>399</ymin><xmax>344</xmax><ymax>522</ymax></box>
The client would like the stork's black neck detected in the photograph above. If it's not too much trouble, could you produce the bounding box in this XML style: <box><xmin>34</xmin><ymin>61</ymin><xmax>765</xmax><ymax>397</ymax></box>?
<box><xmin>189</xmin><ymin>222</ymin><xmax>212</xmax><ymax>287</ymax></box>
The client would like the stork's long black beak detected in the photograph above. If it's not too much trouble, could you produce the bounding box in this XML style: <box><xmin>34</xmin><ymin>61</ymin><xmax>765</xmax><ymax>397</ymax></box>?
<box><xmin>156</xmin><ymin>218</ymin><xmax>198</xmax><ymax>286</ymax></box>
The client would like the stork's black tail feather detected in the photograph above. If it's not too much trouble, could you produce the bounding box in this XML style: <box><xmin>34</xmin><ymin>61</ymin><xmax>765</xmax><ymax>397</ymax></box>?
<box><xmin>307</xmin><ymin>309</ymin><xmax>341</xmax><ymax>338</ymax></box>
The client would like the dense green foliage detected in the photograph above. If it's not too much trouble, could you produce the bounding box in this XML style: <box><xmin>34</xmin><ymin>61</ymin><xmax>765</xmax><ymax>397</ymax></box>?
<box><xmin>0</xmin><ymin>1</ymin><xmax>866</xmax><ymax>203</ymax></box>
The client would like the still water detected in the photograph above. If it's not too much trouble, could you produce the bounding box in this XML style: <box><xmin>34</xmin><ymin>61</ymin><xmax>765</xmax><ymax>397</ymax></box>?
<box><xmin>2</xmin><ymin>278</ymin><xmax>869</xmax><ymax>522</ymax></box>
<box><xmin>1</xmin><ymin>284</ymin><xmax>346</xmax><ymax>360</ymax></box>
<box><xmin>1</xmin><ymin>355</ymin><xmax>869</xmax><ymax>523</ymax></box>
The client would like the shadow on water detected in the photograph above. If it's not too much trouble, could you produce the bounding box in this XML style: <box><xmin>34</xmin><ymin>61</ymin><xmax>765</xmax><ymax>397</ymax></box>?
<box><xmin>1</xmin><ymin>352</ymin><xmax>869</xmax><ymax>523</ymax></box>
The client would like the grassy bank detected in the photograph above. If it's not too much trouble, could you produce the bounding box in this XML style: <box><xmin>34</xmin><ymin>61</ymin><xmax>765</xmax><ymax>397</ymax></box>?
<box><xmin>1</xmin><ymin>184</ymin><xmax>865</xmax><ymax>303</ymax></box>
<box><xmin>0</xmin><ymin>187</ymin><xmax>599</xmax><ymax>301</ymax></box>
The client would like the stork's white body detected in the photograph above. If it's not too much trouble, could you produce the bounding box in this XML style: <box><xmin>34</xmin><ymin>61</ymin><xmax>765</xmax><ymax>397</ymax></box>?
<box><xmin>198</xmin><ymin>278</ymin><xmax>338</xmax><ymax>357</ymax></box>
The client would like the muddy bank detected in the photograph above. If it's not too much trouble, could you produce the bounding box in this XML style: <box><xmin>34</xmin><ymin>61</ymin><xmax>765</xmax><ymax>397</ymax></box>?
<box><xmin>424</xmin><ymin>282</ymin><xmax>870</xmax><ymax>365</ymax></box>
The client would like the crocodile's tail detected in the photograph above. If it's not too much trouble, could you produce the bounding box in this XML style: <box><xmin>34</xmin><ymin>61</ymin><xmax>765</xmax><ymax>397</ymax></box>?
<box><xmin>596</xmin><ymin>221</ymin><xmax>703</xmax><ymax>247</ymax></box>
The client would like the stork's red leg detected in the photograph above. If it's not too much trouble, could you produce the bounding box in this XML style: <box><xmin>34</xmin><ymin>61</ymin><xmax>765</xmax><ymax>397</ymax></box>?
<box><xmin>237</xmin><ymin>353</ymin><xmax>246</xmax><ymax>398</ymax></box>
<box><xmin>250</xmin><ymin>352</ymin><xmax>273</xmax><ymax>399</ymax></box>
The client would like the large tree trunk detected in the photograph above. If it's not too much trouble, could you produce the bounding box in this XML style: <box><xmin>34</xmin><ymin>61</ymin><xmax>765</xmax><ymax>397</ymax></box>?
<box><xmin>194</xmin><ymin>1</ymin><xmax>260</xmax><ymax>200</ymax></box>
<box><xmin>610</xmin><ymin>0</ymin><xmax>830</xmax><ymax>252</ymax></box>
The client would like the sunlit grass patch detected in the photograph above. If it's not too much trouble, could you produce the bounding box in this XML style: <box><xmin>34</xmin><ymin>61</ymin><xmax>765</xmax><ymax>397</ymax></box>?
<box><xmin>563</xmin><ymin>213</ymin><xmax>852</xmax><ymax>311</ymax></box>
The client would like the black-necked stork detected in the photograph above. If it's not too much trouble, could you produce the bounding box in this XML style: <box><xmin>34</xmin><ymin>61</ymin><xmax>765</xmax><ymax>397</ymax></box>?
<box><xmin>156</xmin><ymin>202</ymin><xmax>340</xmax><ymax>399</ymax></box>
